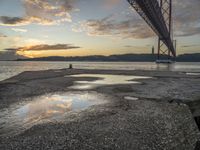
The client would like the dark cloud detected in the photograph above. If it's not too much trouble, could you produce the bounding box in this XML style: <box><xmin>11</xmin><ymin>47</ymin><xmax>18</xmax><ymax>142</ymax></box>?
<box><xmin>0</xmin><ymin>50</ymin><xmax>26</xmax><ymax>60</ymax></box>
<box><xmin>0</xmin><ymin>43</ymin><xmax>80</xmax><ymax>60</ymax></box>
<box><xmin>181</xmin><ymin>44</ymin><xmax>200</xmax><ymax>48</ymax></box>
<box><xmin>60</xmin><ymin>0</ymin><xmax>76</xmax><ymax>11</ymax></box>
<box><xmin>0</xmin><ymin>16</ymin><xmax>29</xmax><ymax>26</ymax></box>
<box><xmin>0</xmin><ymin>16</ymin><xmax>55</xmax><ymax>26</ymax></box>
<box><xmin>19</xmin><ymin>44</ymin><xmax>81</xmax><ymax>51</ymax></box>
<box><xmin>4</xmin><ymin>48</ymin><xmax>18</xmax><ymax>51</ymax></box>
<box><xmin>124</xmin><ymin>45</ymin><xmax>134</xmax><ymax>48</ymax></box>
<box><xmin>123</xmin><ymin>45</ymin><xmax>149</xmax><ymax>50</ymax></box>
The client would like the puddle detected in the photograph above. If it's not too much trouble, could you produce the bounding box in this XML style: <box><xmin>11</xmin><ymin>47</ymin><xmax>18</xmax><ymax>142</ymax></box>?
<box><xmin>68</xmin><ymin>74</ymin><xmax>151</xmax><ymax>90</ymax></box>
<box><xmin>0</xmin><ymin>92</ymin><xmax>108</xmax><ymax>137</ymax></box>
<box><xmin>186</xmin><ymin>72</ymin><xmax>200</xmax><ymax>76</ymax></box>
<box><xmin>124</xmin><ymin>96</ymin><xmax>139</xmax><ymax>101</ymax></box>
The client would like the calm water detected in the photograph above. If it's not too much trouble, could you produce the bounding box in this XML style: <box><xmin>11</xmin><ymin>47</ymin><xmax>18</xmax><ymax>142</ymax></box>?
<box><xmin>0</xmin><ymin>61</ymin><xmax>200</xmax><ymax>81</ymax></box>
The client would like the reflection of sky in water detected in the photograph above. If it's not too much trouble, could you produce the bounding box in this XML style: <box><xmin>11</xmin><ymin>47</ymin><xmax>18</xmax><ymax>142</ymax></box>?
<box><xmin>68</xmin><ymin>74</ymin><xmax>151</xmax><ymax>90</ymax></box>
<box><xmin>186</xmin><ymin>72</ymin><xmax>200</xmax><ymax>76</ymax></box>
<box><xmin>0</xmin><ymin>92</ymin><xmax>107</xmax><ymax>137</ymax></box>
<box><xmin>124</xmin><ymin>96</ymin><xmax>139</xmax><ymax>101</ymax></box>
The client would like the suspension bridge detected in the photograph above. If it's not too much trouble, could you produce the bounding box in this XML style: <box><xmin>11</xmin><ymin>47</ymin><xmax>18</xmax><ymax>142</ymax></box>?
<box><xmin>127</xmin><ymin>0</ymin><xmax>176</xmax><ymax>62</ymax></box>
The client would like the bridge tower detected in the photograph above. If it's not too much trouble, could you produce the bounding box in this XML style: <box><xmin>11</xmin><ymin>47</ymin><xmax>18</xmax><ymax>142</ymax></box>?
<box><xmin>157</xmin><ymin>0</ymin><xmax>176</xmax><ymax>62</ymax></box>
<box><xmin>127</xmin><ymin>0</ymin><xmax>176</xmax><ymax>63</ymax></box>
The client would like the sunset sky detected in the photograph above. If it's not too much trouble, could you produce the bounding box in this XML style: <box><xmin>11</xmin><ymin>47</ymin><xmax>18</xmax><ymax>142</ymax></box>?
<box><xmin>0</xmin><ymin>0</ymin><xmax>200</xmax><ymax>60</ymax></box>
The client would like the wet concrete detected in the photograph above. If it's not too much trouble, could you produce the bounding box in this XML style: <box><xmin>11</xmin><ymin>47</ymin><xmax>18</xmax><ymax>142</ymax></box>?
<box><xmin>0</xmin><ymin>91</ymin><xmax>108</xmax><ymax>137</ymax></box>
<box><xmin>68</xmin><ymin>74</ymin><xmax>150</xmax><ymax>90</ymax></box>
<box><xmin>0</xmin><ymin>69</ymin><xmax>200</xmax><ymax>149</ymax></box>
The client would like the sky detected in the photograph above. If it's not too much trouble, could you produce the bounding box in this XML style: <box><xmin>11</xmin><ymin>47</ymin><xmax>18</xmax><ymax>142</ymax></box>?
<box><xmin>0</xmin><ymin>0</ymin><xmax>200</xmax><ymax>60</ymax></box>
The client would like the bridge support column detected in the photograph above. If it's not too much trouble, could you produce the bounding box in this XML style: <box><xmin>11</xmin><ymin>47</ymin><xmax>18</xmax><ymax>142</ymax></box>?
<box><xmin>157</xmin><ymin>37</ymin><xmax>171</xmax><ymax>61</ymax></box>
<box><xmin>157</xmin><ymin>0</ymin><xmax>175</xmax><ymax>62</ymax></box>
<box><xmin>127</xmin><ymin>0</ymin><xmax>176</xmax><ymax>62</ymax></box>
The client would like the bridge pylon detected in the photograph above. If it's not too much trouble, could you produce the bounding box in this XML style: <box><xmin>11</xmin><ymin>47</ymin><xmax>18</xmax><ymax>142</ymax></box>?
<box><xmin>127</xmin><ymin>0</ymin><xmax>176</xmax><ymax>63</ymax></box>
<box><xmin>157</xmin><ymin>0</ymin><xmax>176</xmax><ymax>62</ymax></box>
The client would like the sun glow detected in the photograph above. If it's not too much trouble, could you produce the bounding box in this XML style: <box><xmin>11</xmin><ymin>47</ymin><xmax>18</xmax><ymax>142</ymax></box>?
<box><xmin>16</xmin><ymin>50</ymin><xmax>42</xmax><ymax>58</ymax></box>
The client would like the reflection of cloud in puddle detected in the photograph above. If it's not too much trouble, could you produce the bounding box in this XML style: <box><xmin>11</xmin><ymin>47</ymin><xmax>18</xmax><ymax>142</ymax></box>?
<box><xmin>186</xmin><ymin>72</ymin><xmax>200</xmax><ymax>76</ymax></box>
<box><xmin>124</xmin><ymin>96</ymin><xmax>139</xmax><ymax>101</ymax></box>
<box><xmin>15</xmin><ymin>95</ymin><xmax>73</xmax><ymax>123</ymax></box>
<box><xmin>68</xmin><ymin>74</ymin><xmax>151</xmax><ymax>90</ymax></box>
<box><xmin>0</xmin><ymin>92</ymin><xmax>108</xmax><ymax>137</ymax></box>
<box><xmin>70</xmin><ymin>84</ymin><xmax>97</xmax><ymax>90</ymax></box>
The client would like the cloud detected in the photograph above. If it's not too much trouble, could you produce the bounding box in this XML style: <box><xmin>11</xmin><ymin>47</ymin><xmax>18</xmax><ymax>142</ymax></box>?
<box><xmin>124</xmin><ymin>45</ymin><xmax>134</xmax><ymax>48</ymax></box>
<box><xmin>0</xmin><ymin>16</ymin><xmax>56</xmax><ymax>26</ymax></box>
<box><xmin>0</xmin><ymin>16</ymin><xmax>30</xmax><ymax>26</ymax></box>
<box><xmin>0</xmin><ymin>43</ymin><xmax>80</xmax><ymax>60</ymax></box>
<box><xmin>0</xmin><ymin>49</ymin><xmax>26</xmax><ymax>60</ymax></box>
<box><xmin>0</xmin><ymin>0</ymin><xmax>79</xmax><ymax>26</ymax></box>
<box><xmin>105</xmin><ymin>0</ymin><xmax>120</xmax><ymax>5</ymax></box>
<box><xmin>4</xmin><ymin>48</ymin><xmax>18</xmax><ymax>51</ymax></box>
<box><xmin>11</xmin><ymin>28</ymin><xmax>27</xmax><ymax>33</ymax></box>
<box><xmin>1</xmin><ymin>0</ymin><xmax>199</xmax><ymax>39</ymax></box>
<box><xmin>18</xmin><ymin>44</ymin><xmax>81</xmax><ymax>51</ymax></box>
<box><xmin>102</xmin><ymin>0</ymin><xmax>121</xmax><ymax>9</ymax></box>
<box><xmin>72</xmin><ymin>16</ymin><xmax>154</xmax><ymax>39</ymax></box>
<box><xmin>73</xmin><ymin>0</ymin><xmax>200</xmax><ymax>39</ymax></box>
<box><xmin>28</xmin><ymin>16</ymin><xmax>55</xmax><ymax>25</ymax></box>
<box><xmin>22</xmin><ymin>0</ymin><xmax>79</xmax><ymax>24</ymax></box>
<box><xmin>0</xmin><ymin>33</ymin><xmax>7</xmax><ymax>38</ymax></box>
<box><xmin>124</xmin><ymin>45</ymin><xmax>149</xmax><ymax>49</ymax></box>
<box><xmin>173</xmin><ymin>0</ymin><xmax>200</xmax><ymax>37</ymax></box>
<box><xmin>181</xmin><ymin>44</ymin><xmax>200</xmax><ymax>48</ymax></box>
<box><xmin>2</xmin><ymin>44</ymin><xmax>80</xmax><ymax>53</ymax></box>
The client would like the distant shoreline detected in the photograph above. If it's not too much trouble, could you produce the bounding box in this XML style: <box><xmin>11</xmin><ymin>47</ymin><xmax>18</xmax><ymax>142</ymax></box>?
<box><xmin>1</xmin><ymin>60</ymin><xmax>200</xmax><ymax>62</ymax></box>
<box><xmin>1</xmin><ymin>53</ymin><xmax>200</xmax><ymax>62</ymax></box>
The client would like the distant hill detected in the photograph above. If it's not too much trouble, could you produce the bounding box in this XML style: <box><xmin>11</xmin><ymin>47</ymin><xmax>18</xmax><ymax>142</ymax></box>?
<box><xmin>176</xmin><ymin>53</ymin><xmax>200</xmax><ymax>62</ymax></box>
<box><xmin>16</xmin><ymin>53</ymin><xmax>200</xmax><ymax>62</ymax></box>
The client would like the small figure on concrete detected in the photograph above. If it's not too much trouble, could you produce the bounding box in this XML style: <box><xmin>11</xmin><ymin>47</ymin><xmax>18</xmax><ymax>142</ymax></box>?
<box><xmin>69</xmin><ymin>64</ymin><xmax>73</xmax><ymax>69</ymax></box>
